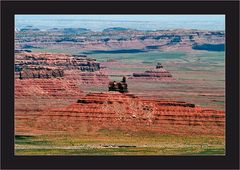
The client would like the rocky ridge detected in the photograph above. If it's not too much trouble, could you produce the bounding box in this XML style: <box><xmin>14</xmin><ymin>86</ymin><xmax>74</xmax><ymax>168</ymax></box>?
<box><xmin>15</xmin><ymin>28</ymin><xmax>225</xmax><ymax>51</ymax></box>
<box><xmin>16</xmin><ymin>92</ymin><xmax>224</xmax><ymax>135</ymax></box>
<box><xmin>15</xmin><ymin>52</ymin><xmax>108</xmax><ymax>82</ymax></box>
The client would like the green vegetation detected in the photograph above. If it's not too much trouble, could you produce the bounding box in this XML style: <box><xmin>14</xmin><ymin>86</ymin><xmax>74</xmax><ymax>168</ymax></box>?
<box><xmin>15</xmin><ymin>129</ymin><xmax>225</xmax><ymax>155</ymax></box>
<box><xmin>85</xmin><ymin>50</ymin><xmax>187</xmax><ymax>62</ymax></box>
<box><xmin>16</xmin><ymin>146</ymin><xmax>224</xmax><ymax>156</ymax></box>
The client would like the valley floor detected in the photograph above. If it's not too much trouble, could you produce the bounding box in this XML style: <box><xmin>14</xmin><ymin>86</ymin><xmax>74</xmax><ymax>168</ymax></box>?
<box><xmin>15</xmin><ymin>129</ymin><xmax>225</xmax><ymax>156</ymax></box>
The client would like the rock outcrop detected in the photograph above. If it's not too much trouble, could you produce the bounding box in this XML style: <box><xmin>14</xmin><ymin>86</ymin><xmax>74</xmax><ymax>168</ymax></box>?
<box><xmin>16</xmin><ymin>92</ymin><xmax>224</xmax><ymax>135</ymax></box>
<box><xmin>129</xmin><ymin>63</ymin><xmax>174</xmax><ymax>81</ymax></box>
<box><xmin>15</xmin><ymin>52</ymin><xmax>101</xmax><ymax>77</ymax></box>
<box><xmin>18</xmin><ymin>66</ymin><xmax>64</xmax><ymax>79</ymax></box>
<box><xmin>14</xmin><ymin>52</ymin><xmax>109</xmax><ymax>116</ymax></box>
<box><xmin>108</xmin><ymin>76</ymin><xmax>128</xmax><ymax>93</ymax></box>
<box><xmin>15</xmin><ymin>52</ymin><xmax>108</xmax><ymax>84</ymax></box>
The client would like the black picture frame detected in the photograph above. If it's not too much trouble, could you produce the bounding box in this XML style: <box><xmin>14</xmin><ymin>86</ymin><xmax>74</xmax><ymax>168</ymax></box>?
<box><xmin>1</xmin><ymin>1</ymin><xmax>239</xmax><ymax>169</ymax></box>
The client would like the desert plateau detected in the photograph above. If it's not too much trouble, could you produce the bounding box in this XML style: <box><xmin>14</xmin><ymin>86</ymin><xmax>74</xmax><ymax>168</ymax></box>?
<box><xmin>15</xmin><ymin>15</ymin><xmax>225</xmax><ymax>155</ymax></box>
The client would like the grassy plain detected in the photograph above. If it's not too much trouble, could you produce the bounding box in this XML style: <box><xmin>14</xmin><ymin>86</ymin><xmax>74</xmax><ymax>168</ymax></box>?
<box><xmin>15</xmin><ymin>129</ymin><xmax>225</xmax><ymax>155</ymax></box>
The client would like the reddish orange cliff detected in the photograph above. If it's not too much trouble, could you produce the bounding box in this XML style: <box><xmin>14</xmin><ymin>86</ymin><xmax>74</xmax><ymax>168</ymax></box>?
<box><xmin>16</xmin><ymin>92</ymin><xmax>224</xmax><ymax>136</ymax></box>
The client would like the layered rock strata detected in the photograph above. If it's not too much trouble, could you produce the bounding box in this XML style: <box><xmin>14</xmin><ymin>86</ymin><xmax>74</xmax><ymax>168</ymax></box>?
<box><xmin>15</xmin><ymin>52</ymin><xmax>109</xmax><ymax>117</ymax></box>
<box><xmin>16</xmin><ymin>92</ymin><xmax>225</xmax><ymax>135</ymax></box>
<box><xmin>17</xmin><ymin>66</ymin><xmax>64</xmax><ymax>79</ymax></box>
<box><xmin>15</xmin><ymin>78</ymin><xmax>84</xmax><ymax>112</ymax></box>
<box><xmin>15</xmin><ymin>52</ymin><xmax>101</xmax><ymax>76</ymax></box>
<box><xmin>15</xmin><ymin>52</ymin><xmax>108</xmax><ymax>83</ymax></box>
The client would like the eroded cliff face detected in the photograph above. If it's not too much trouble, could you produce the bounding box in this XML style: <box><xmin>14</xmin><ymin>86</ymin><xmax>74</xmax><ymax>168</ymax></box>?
<box><xmin>17</xmin><ymin>67</ymin><xmax>64</xmax><ymax>79</ymax></box>
<box><xmin>16</xmin><ymin>92</ymin><xmax>224</xmax><ymax>136</ymax></box>
<box><xmin>15</xmin><ymin>53</ymin><xmax>101</xmax><ymax>74</ymax></box>
<box><xmin>15</xmin><ymin>52</ymin><xmax>109</xmax><ymax>115</ymax></box>
<box><xmin>15</xmin><ymin>52</ymin><xmax>109</xmax><ymax>82</ymax></box>
<box><xmin>15</xmin><ymin>78</ymin><xmax>84</xmax><ymax>112</ymax></box>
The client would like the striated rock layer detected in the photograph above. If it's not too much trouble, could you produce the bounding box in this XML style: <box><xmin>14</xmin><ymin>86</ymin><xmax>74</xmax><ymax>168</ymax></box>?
<box><xmin>18</xmin><ymin>66</ymin><xmax>64</xmax><ymax>79</ymax></box>
<box><xmin>15</xmin><ymin>52</ymin><xmax>102</xmax><ymax>76</ymax></box>
<box><xmin>15</xmin><ymin>52</ymin><xmax>109</xmax><ymax>115</ymax></box>
<box><xmin>16</xmin><ymin>92</ymin><xmax>225</xmax><ymax>136</ymax></box>
<box><xmin>15</xmin><ymin>78</ymin><xmax>84</xmax><ymax>112</ymax></box>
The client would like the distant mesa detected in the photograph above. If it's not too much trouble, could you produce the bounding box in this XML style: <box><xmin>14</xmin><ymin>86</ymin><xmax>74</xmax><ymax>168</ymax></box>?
<box><xmin>103</xmin><ymin>27</ymin><xmax>129</xmax><ymax>32</ymax></box>
<box><xmin>62</xmin><ymin>28</ymin><xmax>91</xmax><ymax>34</ymax></box>
<box><xmin>14</xmin><ymin>52</ymin><xmax>104</xmax><ymax>80</ymax></box>
<box><xmin>129</xmin><ymin>63</ymin><xmax>174</xmax><ymax>81</ymax></box>
<box><xmin>15</xmin><ymin>28</ymin><xmax>225</xmax><ymax>52</ymax></box>
<box><xmin>20</xmin><ymin>27</ymin><xmax>40</xmax><ymax>32</ymax></box>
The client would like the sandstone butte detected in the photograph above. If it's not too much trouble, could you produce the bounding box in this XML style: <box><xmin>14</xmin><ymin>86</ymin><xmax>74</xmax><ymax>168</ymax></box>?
<box><xmin>15</xmin><ymin>52</ymin><xmax>109</xmax><ymax>84</ymax></box>
<box><xmin>15</xmin><ymin>52</ymin><xmax>225</xmax><ymax>136</ymax></box>
<box><xmin>16</xmin><ymin>92</ymin><xmax>224</xmax><ymax>136</ymax></box>
<box><xmin>129</xmin><ymin>62</ymin><xmax>175</xmax><ymax>81</ymax></box>
<box><xmin>15</xmin><ymin>52</ymin><xmax>108</xmax><ymax>120</ymax></box>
